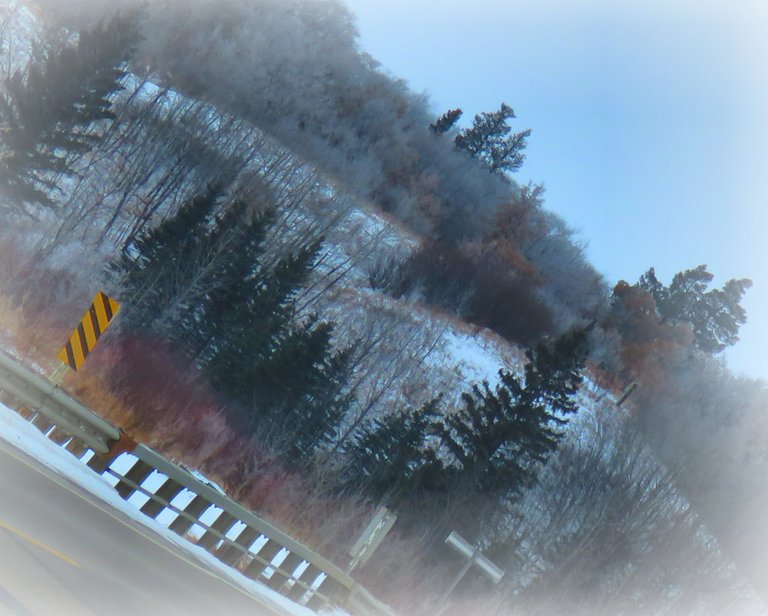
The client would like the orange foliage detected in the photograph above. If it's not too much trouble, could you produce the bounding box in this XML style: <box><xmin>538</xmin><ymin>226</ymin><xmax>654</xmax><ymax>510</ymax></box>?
<box><xmin>609</xmin><ymin>282</ymin><xmax>694</xmax><ymax>386</ymax></box>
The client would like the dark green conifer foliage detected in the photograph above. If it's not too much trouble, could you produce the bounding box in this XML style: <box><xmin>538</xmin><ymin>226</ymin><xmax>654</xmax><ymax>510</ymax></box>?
<box><xmin>110</xmin><ymin>187</ymin><xmax>220</xmax><ymax>333</ymax></box>
<box><xmin>172</xmin><ymin>204</ymin><xmax>276</xmax><ymax>360</ymax></box>
<box><xmin>111</xmin><ymin>188</ymin><xmax>353</xmax><ymax>464</ymax></box>
<box><xmin>430</xmin><ymin>108</ymin><xmax>463</xmax><ymax>134</ymax></box>
<box><xmin>198</xmin><ymin>239</ymin><xmax>353</xmax><ymax>465</ymax></box>
<box><xmin>638</xmin><ymin>265</ymin><xmax>752</xmax><ymax>353</ymax></box>
<box><xmin>201</xmin><ymin>240</ymin><xmax>324</xmax><ymax>396</ymax></box>
<box><xmin>267</xmin><ymin>322</ymin><xmax>355</xmax><ymax>463</ymax></box>
<box><xmin>439</xmin><ymin>327</ymin><xmax>589</xmax><ymax>495</ymax></box>
<box><xmin>0</xmin><ymin>13</ymin><xmax>140</xmax><ymax>208</ymax></box>
<box><xmin>454</xmin><ymin>103</ymin><xmax>531</xmax><ymax>174</ymax></box>
<box><xmin>343</xmin><ymin>398</ymin><xmax>443</xmax><ymax>500</ymax></box>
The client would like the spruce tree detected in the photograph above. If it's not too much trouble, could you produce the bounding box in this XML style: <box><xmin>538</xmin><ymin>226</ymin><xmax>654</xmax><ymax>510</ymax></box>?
<box><xmin>430</xmin><ymin>108</ymin><xmax>463</xmax><ymax>134</ymax></box>
<box><xmin>210</xmin><ymin>315</ymin><xmax>354</xmax><ymax>467</ymax></box>
<box><xmin>343</xmin><ymin>398</ymin><xmax>443</xmax><ymax>500</ymax></box>
<box><xmin>199</xmin><ymin>239</ymin><xmax>354</xmax><ymax>465</ymax></box>
<box><xmin>0</xmin><ymin>13</ymin><xmax>140</xmax><ymax>208</ymax></box>
<box><xmin>440</xmin><ymin>327</ymin><xmax>589</xmax><ymax>495</ymax></box>
<box><xmin>171</xmin><ymin>204</ymin><xmax>276</xmax><ymax>359</ymax></box>
<box><xmin>111</xmin><ymin>187</ymin><xmax>353</xmax><ymax>465</ymax></box>
<box><xmin>274</xmin><ymin>323</ymin><xmax>355</xmax><ymax>464</ymax></box>
<box><xmin>638</xmin><ymin>265</ymin><xmax>752</xmax><ymax>354</ymax></box>
<box><xmin>109</xmin><ymin>187</ymin><xmax>219</xmax><ymax>333</ymax></box>
<box><xmin>201</xmin><ymin>240</ymin><xmax>324</xmax><ymax>395</ymax></box>
<box><xmin>454</xmin><ymin>103</ymin><xmax>531</xmax><ymax>174</ymax></box>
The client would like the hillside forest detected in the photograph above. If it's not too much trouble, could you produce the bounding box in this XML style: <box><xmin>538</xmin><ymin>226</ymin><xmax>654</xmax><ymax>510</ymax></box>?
<box><xmin>0</xmin><ymin>2</ymin><xmax>766</xmax><ymax>614</ymax></box>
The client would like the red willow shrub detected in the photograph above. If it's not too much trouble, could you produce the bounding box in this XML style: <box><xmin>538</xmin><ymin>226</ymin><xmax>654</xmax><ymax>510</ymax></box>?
<box><xmin>85</xmin><ymin>336</ymin><xmax>317</xmax><ymax>521</ymax></box>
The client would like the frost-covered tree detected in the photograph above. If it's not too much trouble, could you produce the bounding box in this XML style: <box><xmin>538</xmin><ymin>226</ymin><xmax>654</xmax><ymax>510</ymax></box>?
<box><xmin>109</xmin><ymin>187</ymin><xmax>222</xmax><ymax>333</ymax></box>
<box><xmin>429</xmin><ymin>108</ymin><xmax>462</xmax><ymax>134</ymax></box>
<box><xmin>197</xmin><ymin>237</ymin><xmax>354</xmax><ymax>465</ymax></box>
<box><xmin>486</xmin><ymin>408</ymin><xmax>758</xmax><ymax>616</ymax></box>
<box><xmin>454</xmin><ymin>103</ymin><xmax>531</xmax><ymax>174</ymax></box>
<box><xmin>0</xmin><ymin>12</ymin><xmax>139</xmax><ymax>208</ymax></box>
<box><xmin>639</xmin><ymin>265</ymin><xmax>752</xmax><ymax>354</ymax></box>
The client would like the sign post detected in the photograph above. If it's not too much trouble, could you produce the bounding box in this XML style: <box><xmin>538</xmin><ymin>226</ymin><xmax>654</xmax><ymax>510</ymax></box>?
<box><xmin>616</xmin><ymin>381</ymin><xmax>638</xmax><ymax>407</ymax></box>
<box><xmin>347</xmin><ymin>506</ymin><xmax>397</xmax><ymax>573</ymax></box>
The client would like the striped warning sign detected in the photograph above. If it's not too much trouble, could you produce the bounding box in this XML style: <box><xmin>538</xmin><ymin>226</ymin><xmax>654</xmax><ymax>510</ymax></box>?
<box><xmin>57</xmin><ymin>292</ymin><xmax>121</xmax><ymax>371</ymax></box>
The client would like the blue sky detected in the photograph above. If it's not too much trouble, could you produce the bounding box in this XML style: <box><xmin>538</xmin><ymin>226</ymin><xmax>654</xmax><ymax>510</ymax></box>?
<box><xmin>344</xmin><ymin>0</ymin><xmax>768</xmax><ymax>380</ymax></box>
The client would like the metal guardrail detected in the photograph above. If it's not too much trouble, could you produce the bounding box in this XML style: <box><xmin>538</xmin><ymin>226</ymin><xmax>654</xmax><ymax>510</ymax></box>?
<box><xmin>0</xmin><ymin>351</ymin><xmax>398</xmax><ymax>616</ymax></box>
<box><xmin>0</xmin><ymin>352</ymin><xmax>120</xmax><ymax>453</ymax></box>
<box><xmin>95</xmin><ymin>444</ymin><xmax>398</xmax><ymax>615</ymax></box>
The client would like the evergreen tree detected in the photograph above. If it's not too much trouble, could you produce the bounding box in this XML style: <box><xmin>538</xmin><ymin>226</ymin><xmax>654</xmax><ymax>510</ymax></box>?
<box><xmin>454</xmin><ymin>103</ymin><xmax>531</xmax><ymax>174</ymax></box>
<box><xmin>210</xmin><ymin>316</ymin><xmax>354</xmax><ymax>467</ymax></box>
<box><xmin>199</xmin><ymin>239</ymin><xmax>354</xmax><ymax>465</ymax></box>
<box><xmin>171</xmin><ymin>204</ymin><xmax>276</xmax><ymax>359</ymax></box>
<box><xmin>272</xmin><ymin>323</ymin><xmax>355</xmax><ymax>463</ymax></box>
<box><xmin>201</xmin><ymin>240</ymin><xmax>324</xmax><ymax>394</ymax></box>
<box><xmin>0</xmin><ymin>13</ymin><xmax>140</xmax><ymax>208</ymax></box>
<box><xmin>439</xmin><ymin>327</ymin><xmax>589</xmax><ymax>495</ymax></box>
<box><xmin>342</xmin><ymin>329</ymin><xmax>588</xmax><ymax>503</ymax></box>
<box><xmin>112</xmin><ymin>188</ymin><xmax>354</xmax><ymax>465</ymax></box>
<box><xmin>430</xmin><ymin>108</ymin><xmax>463</xmax><ymax>134</ymax></box>
<box><xmin>638</xmin><ymin>265</ymin><xmax>752</xmax><ymax>353</ymax></box>
<box><xmin>111</xmin><ymin>188</ymin><xmax>280</xmax><ymax>346</ymax></box>
<box><xmin>109</xmin><ymin>187</ymin><xmax>220</xmax><ymax>333</ymax></box>
<box><xmin>343</xmin><ymin>398</ymin><xmax>443</xmax><ymax>500</ymax></box>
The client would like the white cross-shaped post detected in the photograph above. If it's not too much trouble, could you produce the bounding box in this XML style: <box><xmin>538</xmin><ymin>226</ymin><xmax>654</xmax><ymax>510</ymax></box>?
<box><xmin>443</xmin><ymin>531</ymin><xmax>504</xmax><ymax>601</ymax></box>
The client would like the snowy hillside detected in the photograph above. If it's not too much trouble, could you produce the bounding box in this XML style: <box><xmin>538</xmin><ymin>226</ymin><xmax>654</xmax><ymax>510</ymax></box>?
<box><xmin>2</xmin><ymin>2</ymin><xmax>767</xmax><ymax>615</ymax></box>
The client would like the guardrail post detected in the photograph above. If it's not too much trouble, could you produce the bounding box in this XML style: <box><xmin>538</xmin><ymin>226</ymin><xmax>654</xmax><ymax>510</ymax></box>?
<box><xmin>243</xmin><ymin>540</ymin><xmax>283</xmax><ymax>579</ymax></box>
<box><xmin>216</xmin><ymin>526</ymin><xmax>260</xmax><ymax>566</ymax></box>
<box><xmin>139</xmin><ymin>478</ymin><xmax>185</xmax><ymax>519</ymax></box>
<box><xmin>65</xmin><ymin>438</ymin><xmax>89</xmax><ymax>459</ymax></box>
<box><xmin>265</xmin><ymin>552</ymin><xmax>303</xmax><ymax>591</ymax></box>
<box><xmin>115</xmin><ymin>458</ymin><xmax>154</xmax><ymax>499</ymax></box>
<box><xmin>286</xmin><ymin>563</ymin><xmax>322</xmax><ymax>602</ymax></box>
<box><xmin>196</xmin><ymin>511</ymin><xmax>238</xmax><ymax>550</ymax></box>
<box><xmin>168</xmin><ymin>495</ymin><xmax>211</xmax><ymax>536</ymax></box>
<box><xmin>307</xmin><ymin>575</ymin><xmax>347</xmax><ymax>611</ymax></box>
<box><xmin>87</xmin><ymin>430</ymin><xmax>137</xmax><ymax>474</ymax></box>
<box><xmin>30</xmin><ymin>412</ymin><xmax>55</xmax><ymax>434</ymax></box>
<box><xmin>47</xmin><ymin>426</ymin><xmax>71</xmax><ymax>446</ymax></box>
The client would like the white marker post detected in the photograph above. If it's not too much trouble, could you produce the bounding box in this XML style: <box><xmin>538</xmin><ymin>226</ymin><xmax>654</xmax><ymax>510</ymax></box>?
<box><xmin>443</xmin><ymin>531</ymin><xmax>504</xmax><ymax>602</ymax></box>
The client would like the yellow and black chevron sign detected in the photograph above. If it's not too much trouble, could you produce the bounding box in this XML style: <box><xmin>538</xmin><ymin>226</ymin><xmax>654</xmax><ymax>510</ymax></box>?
<box><xmin>57</xmin><ymin>292</ymin><xmax>121</xmax><ymax>371</ymax></box>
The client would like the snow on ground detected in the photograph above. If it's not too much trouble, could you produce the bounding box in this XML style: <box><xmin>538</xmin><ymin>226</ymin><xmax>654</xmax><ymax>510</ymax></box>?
<box><xmin>441</xmin><ymin>328</ymin><xmax>513</xmax><ymax>389</ymax></box>
<box><xmin>0</xmin><ymin>402</ymin><xmax>349</xmax><ymax>616</ymax></box>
